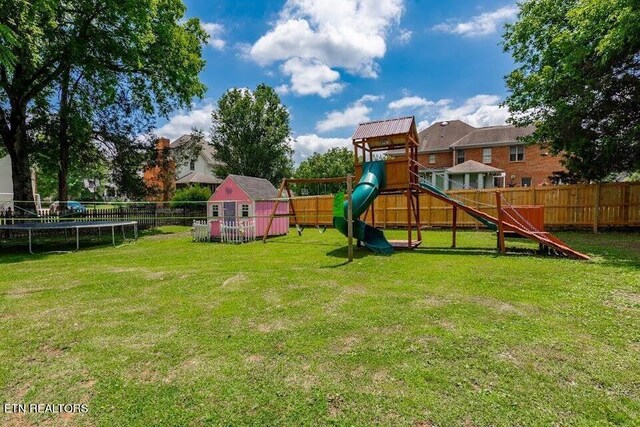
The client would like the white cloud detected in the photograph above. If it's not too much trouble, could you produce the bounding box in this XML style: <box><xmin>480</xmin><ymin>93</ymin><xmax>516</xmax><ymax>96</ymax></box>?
<box><xmin>202</xmin><ymin>22</ymin><xmax>226</xmax><ymax>50</ymax></box>
<box><xmin>358</xmin><ymin>94</ymin><xmax>384</xmax><ymax>103</ymax></box>
<box><xmin>397</xmin><ymin>28</ymin><xmax>412</xmax><ymax>44</ymax></box>
<box><xmin>155</xmin><ymin>103</ymin><xmax>213</xmax><ymax>141</ymax></box>
<box><xmin>432</xmin><ymin>5</ymin><xmax>517</xmax><ymax>37</ymax></box>
<box><xmin>316</xmin><ymin>94</ymin><xmax>383</xmax><ymax>133</ymax></box>
<box><xmin>274</xmin><ymin>84</ymin><xmax>290</xmax><ymax>95</ymax></box>
<box><xmin>281</xmin><ymin>58</ymin><xmax>344</xmax><ymax>98</ymax></box>
<box><xmin>249</xmin><ymin>0</ymin><xmax>405</xmax><ymax>96</ymax></box>
<box><xmin>292</xmin><ymin>134</ymin><xmax>351</xmax><ymax>164</ymax></box>
<box><xmin>434</xmin><ymin>95</ymin><xmax>509</xmax><ymax>127</ymax></box>
<box><xmin>388</xmin><ymin>94</ymin><xmax>510</xmax><ymax>130</ymax></box>
<box><xmin>388</xmin><ymin>96</ymin><xmax>433</xmax><ymax>110</ymax></box>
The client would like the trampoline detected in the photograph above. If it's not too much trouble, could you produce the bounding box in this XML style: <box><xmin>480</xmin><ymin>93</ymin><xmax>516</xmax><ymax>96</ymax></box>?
<box><xmin>0</xmin><ymin>221</ymin><xmax>138</xmax><ymax>254</ymax></box>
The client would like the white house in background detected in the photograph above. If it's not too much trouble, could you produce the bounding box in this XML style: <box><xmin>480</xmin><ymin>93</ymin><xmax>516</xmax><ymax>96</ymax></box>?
<box><xmin>170</xmin><ymin>134</ymin><xmax>222</xmax><ymax>192</ymax></box>
<box><xmin>0</xmin><ymin>155</ymin><xmax>14</xmax><ymax>210</ymax></box>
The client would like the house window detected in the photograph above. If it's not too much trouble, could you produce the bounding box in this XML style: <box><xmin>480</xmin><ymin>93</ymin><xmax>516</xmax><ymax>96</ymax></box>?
<box><xmin>241</xmin><ymin>204</ymin><xmax>249</xmax><ymax>217</ymax></box>
<box><xmin>429</xmin><ymin>154</ymin><xmax>436</xmax><ymax>164</ymax></box>
<box><xmin>211</xmin><ymin>204</ymin><xmax>219</xmax><ymax>217</ymax></box>
<box><xmin>510</xmin><ymin>145</ymin><xmax>525</xmax><ymax>162</ymax></box>
<box><xmin>521</xmin><ymin>177</ymin><xmax>532</xmax><ymax>187</ymax></box>
<box><xmin>456</xmin><ymin>150</ymin><xmax>465</xmax><ymax>164</ymax></box>
<box><xmin>482</xmin><ymin>148</ymin><xmax>492</xmax><ymax>164</ymax></box>
<box><xmin>189</xmin><ymin>160</ymin><xmax>196</xmax><ymax>171</ymax></box>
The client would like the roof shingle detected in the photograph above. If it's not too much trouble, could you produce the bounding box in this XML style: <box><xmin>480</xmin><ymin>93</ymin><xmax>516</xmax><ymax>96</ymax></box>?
<box><xmin>418</xmin><ymin>120</ymin><xmax>476</xmax><ymax>152</ymax></box>
<box><xmin>446</xmin><ymin>160</ymin><xmax>503</xmax><ymax>174</ymax></box>
<box><xmin>450</xmin><ymin>125</ymin><xmax>535</xmax><ymax>148</ymax></box>
<box><xmin>229</xmin><ymin>175</ymin><xmax>279</xmax><ymax>200</ymax></box>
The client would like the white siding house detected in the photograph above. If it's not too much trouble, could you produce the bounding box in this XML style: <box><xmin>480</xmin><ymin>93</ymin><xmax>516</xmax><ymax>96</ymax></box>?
<box><xmin>170</xmin><ymin>135</ymin><xmax>222</xmax><ymax>191</ymax></box>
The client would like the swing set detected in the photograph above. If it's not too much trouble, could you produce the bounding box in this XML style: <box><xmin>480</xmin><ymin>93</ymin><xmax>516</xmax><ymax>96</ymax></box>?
<box><xmin>263</xmin><ymin>175</ymin><xmax>357</xmax><ymax>262</ymax></box>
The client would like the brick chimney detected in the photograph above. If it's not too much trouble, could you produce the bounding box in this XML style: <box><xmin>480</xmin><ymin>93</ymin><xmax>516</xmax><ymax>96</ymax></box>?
<box><xmin>156</xmin><ymin>137</ymin><xmax>170</xmax><ymax>151</ymax></box>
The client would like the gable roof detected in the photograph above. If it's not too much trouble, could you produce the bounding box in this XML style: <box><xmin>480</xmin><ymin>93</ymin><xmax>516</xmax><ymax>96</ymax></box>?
<box><xmin>451</xmin><ymin>125</ymin><xmax>535</xmax><ymax>148</ymax></box>
<box><xmin>418</xmin><ymin>120</ymin><xmax>476</xmax><ymax>152</ymax></box>
<box><xmin>170</xmin><ymin>134</ymin><xmax>217</xmax><ymax>166</ymax></box>
<box><xmin>228</xmin><ymin>175</ymin><xmax>279</xmax><ymax>200</ymax></box>
<box><xmin>446</xmin><ymin>160</ymin><xmax>503</xmax><ymax>174</ymax></box>
<box><xmin>175</xmin><ymin>172</ymin><xmax>222</xmax><ymax>185</ymax></box>
<box><xmin>352</xmin><ymin>116</ymin><xmax>415</xmax><ymax>140</ymax></box>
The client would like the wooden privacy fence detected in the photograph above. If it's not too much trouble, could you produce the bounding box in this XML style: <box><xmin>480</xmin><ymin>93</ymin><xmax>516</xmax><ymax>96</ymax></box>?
<box><xmin>291</xmin><ymin>182</ymin><xmax>640</xmax><ymax>230</ymax></box>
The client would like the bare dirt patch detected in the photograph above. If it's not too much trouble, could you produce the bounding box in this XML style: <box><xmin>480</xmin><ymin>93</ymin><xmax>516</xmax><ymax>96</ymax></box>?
<box><xmin>334</xmin><ymin>336</ymin><xmax>359</xmax><ymax>354</ymax></box>
<box><xmin>222</xmin><ymin>274</ymin><xmax>247</xmax><ymax>287</ymax></box>
<box><xmin>609</xmin><ymin>290</ymin><xmax>640</xmax><ymax>310</ymax></box>
<box><xmin>246</xmin><ymin>354</ymin><xmax>264</xmax><ymax>363</ymax></box>
<box><xmin>326</xmin><ymin>394</ymin><xmax>344</xmax><ymax>418</ymax></box>
<box><xmin>467</xmin><ymin>296</ymin><xmax>529</xmax><ymax>316</ymax></box>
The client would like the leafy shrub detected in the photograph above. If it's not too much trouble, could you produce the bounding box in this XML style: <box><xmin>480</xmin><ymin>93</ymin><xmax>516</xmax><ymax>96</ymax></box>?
<box><xmin>170</xmin><ymin>185</ymin><xmax>211</xmax><ymax>209</ymax></box>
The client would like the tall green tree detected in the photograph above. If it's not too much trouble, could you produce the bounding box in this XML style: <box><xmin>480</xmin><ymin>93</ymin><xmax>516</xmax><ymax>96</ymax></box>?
<box><xmin>294</xmin><ymin>147</ymin><xmax>353</xmax><ymax>195</ymax></box>
<box><xmin>503</xmin><ymin>0</ymin><xmax>640</xmax><ymax>181</ymax></box>
<box><xmin>0</xmin><ymin>0</ymin><xmax>207</xmax><ymax>210</ymax></box>
<box><xmin>0</xmin><ymin>23</ymin><xmax>16</xmax><ymax>71</ymax></box>
<box><xmin>211</xmin><ymin>84</ymin><xmax>293</xmax><ymax>185</ymax></box>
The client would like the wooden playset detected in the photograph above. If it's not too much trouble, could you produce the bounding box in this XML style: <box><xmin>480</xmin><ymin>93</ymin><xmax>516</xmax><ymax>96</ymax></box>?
<box><xmin>260</xmin><ymin>116</ymin><xmax>589</xmax><ymax>260</ymax></box>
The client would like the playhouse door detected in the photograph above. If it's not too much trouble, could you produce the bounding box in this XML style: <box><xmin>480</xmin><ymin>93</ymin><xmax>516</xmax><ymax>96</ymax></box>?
<box><xmin>223</xmin><ymin>202</ymin><xmax>236</xmax><ymax>224</ymax></box>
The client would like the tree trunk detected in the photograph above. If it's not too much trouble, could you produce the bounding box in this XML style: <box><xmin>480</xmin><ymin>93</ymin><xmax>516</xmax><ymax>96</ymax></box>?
<box><xmin>6</xmin><ymin>103</ymin><xmax>35</xmax><ymax>214</ymax></box>
<box><xmin>57</xmin><ymin>68</ymin><xmax>70</xmax><ymax>209</ymax></box>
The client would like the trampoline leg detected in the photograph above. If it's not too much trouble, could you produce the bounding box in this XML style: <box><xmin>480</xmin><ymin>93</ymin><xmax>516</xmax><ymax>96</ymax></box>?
<box><xmin>28</xmin><ymin>229</ymin><xmax>33</xmax><ymax>254</ymax></box>
<box><xmin>112</xmin><ymin>226</ymin><xmax>116</xmax><ymax>247</ymax></box>
<box><xmin>122</xmin><ymin>225</ymin><xmax>125</xmax><ymax>240</ymax></box>
<box><xmin>76</xmin><ymin>227</ymin><xmax>80</xmax><ymax>251</ymax></box>
<box><xmin>134</xmin><ymin>223</ymin><xmax>138</xmax><ymax>240</ymax></box>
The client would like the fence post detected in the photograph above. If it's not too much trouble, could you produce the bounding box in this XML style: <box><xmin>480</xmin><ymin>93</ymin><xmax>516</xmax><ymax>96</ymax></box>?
<box><xmin>593</xmin><ymin>182</ymin><xmax>600</xmax><ymax>233</ymax></box>
<box><xmin>495</xmin><ymin>192</ymin><xmax>505</xmax><ymax>254</ymax></box>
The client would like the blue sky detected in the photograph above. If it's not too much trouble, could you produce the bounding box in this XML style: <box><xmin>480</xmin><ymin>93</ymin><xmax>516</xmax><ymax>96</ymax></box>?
<box><xmin>156</xmin><ymin>0</ymin><xmax>520</xmax><ymax>163</ymax></box>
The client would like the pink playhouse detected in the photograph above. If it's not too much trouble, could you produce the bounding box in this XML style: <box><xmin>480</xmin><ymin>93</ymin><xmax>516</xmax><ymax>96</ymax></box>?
<box><xmin>207</xmin><ymin>174</ymin><xmax>289</xmax><ymax>240</ymax></box>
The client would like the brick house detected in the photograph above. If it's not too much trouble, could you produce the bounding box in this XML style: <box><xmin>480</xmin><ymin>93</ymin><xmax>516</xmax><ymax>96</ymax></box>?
<box><xmin>413</xmin><ymin>120</ymin><xmax>564</xmax><ymax>190</ymax></box>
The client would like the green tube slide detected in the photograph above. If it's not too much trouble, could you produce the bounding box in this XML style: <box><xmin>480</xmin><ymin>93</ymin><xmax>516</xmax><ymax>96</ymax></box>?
<box><xmin>333</xmin><ymin>161</ymin><xmax>394</xmax><ymax>255</ymax></box>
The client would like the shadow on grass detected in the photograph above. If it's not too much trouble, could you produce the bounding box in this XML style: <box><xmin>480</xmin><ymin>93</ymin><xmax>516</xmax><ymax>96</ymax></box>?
<box><xmin>556</xmin><ymin>231</ymin><xmax>640</xmax><ymax>269</ymax></box>
<box><xmin>0</xmin><ymin>235</ymin><xmax>137</xmax><ymax>263</ymax></box>
<box><xmin>323</xmin><ymin>245</ymin><xmax>370</xmax><ymax>267</ymax></box>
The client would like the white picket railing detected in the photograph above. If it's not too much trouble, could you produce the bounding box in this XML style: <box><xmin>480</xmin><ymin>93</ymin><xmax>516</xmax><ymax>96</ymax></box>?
<box><xmin>220</xmin><ymin>219</ymin><xmax>256</xmax><ymax>244</ymax></box>
<box><xmin>192</xmin><ymin>220</ymin><xmax>211</xmax><ymax>242</ymax></box>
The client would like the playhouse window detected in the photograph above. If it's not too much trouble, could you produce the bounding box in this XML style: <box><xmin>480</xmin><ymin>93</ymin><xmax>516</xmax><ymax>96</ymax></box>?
<box><xmin>241</xmin><ymin>204</ymin><xmax>249</xmax><ymax>217</ymax></box>
<box><xmin>211</xmin><ymin>204</ymin><xmax>219</xmax><ymax>217</ymax></box>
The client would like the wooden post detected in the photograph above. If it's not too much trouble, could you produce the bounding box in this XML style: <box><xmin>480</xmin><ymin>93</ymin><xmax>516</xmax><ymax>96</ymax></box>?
<box><xmin>263</xmin><ymin>179</ymin><xmax>286</xmax><ymax>242</ymax></box>
<box><xmin>496</xmin><ymin>192</ymin><xmax>505</xmax><ymax>254</ymax></box>
<box><xmin>593</xmin><ymin>182</ymin><xmax>600</xmax><ymax>233</ymax></box>
<box><xmin>285</xmin><ymin>183</ymin><xmax>300</xmax><ymax>233</ymax></box>
<box><xmin>407</xmin><ymin>189</ymin><xmax>412</xmax><ymax>248</ymax></box>
<box><xmin>347</xmin><ymin>174</ymin><xmax>354</xmax><ymax>263</ymax></box>
<box><xmin>452</xmin><ymin>205</ymin><xmax>457</xmax><ymax>248</ymax></box>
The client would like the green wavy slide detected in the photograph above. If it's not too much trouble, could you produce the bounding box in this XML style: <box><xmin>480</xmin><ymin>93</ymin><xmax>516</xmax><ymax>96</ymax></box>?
<box><xmin>333</xmin><ymin>161</ymin><xmax>394</xmax><ymax>255</ymax></box>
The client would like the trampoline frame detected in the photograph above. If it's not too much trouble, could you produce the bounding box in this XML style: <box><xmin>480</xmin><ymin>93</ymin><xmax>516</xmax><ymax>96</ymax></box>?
<box><xmin>0</xmin><ymin>221</ymin><xmax>138</xmax><ymax>254</ymax></box>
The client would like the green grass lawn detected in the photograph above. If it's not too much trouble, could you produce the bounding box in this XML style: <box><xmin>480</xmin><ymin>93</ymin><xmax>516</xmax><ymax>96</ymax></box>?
<box><xmin>0</xmin><ymin>227</ymin><xmax>638</xmax><ymax>426</ymax></box>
